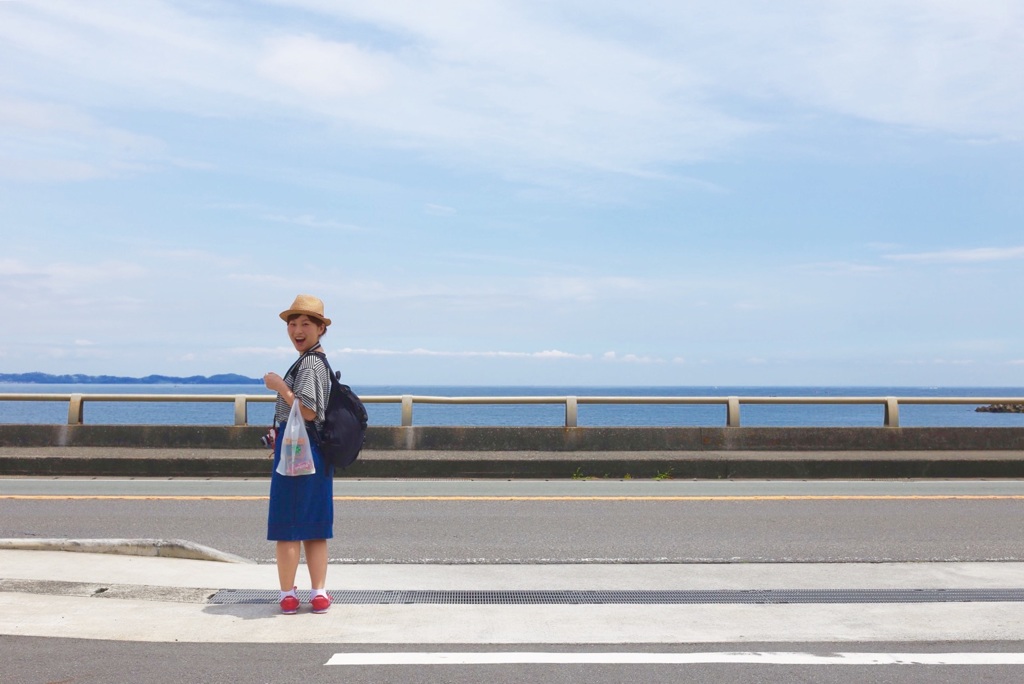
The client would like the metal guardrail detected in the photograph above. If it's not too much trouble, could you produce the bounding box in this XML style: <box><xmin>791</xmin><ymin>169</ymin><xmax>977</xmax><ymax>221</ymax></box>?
<box><xmin>1</xmin><ymin>393</ymin><xmax>1023</xmax><ymax>428</ymax></box>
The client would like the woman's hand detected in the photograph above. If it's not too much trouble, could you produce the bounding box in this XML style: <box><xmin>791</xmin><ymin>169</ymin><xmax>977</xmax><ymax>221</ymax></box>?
<box><xmin>264</xmin><ymin>372</ymin><xmax>315</xmax><ymax>421</ymax></box>
<box><xmin>263</xmin><ymin>372</ymin><xmax>287</xmax><ymax>395</ymax></box>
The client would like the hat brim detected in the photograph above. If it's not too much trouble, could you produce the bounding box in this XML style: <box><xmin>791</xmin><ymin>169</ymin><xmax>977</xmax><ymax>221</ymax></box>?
<box><xmin>279</xmin><ymin>309</ymin><xmax>331</xmax><ymax>327</ymax></box>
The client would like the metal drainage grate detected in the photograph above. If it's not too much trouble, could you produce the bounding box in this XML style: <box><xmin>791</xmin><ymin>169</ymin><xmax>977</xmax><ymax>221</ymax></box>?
<box><xmin>208</xmin><ymin>588</ymin><xmax>1024</xmax><ymax>605</ymax></box>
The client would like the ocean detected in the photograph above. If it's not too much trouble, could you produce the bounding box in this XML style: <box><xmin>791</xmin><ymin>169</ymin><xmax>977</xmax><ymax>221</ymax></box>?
<box><xmin>2</xmin><ymin>384</ymin><xmax>1024</xmax><ymax>428</ymax></box>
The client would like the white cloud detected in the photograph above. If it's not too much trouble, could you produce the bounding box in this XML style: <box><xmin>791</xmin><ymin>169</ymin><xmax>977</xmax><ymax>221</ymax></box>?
<box><xmin>0</xmin><ymin>98</ymin><xmax>95</xmax><ymax>133</ymax></box>
<box><xmin>0</xmin><ymin>258</ymin><xmax>146</xmax><ymax>292</ymax></box>
<box><xmin>226</xmin><ymin>274</ymin><xmax>292</xmax><ymax>287</ymax></box>
<box><xmin>0</xmin><ymin>259</ymin><xmax>33</xmax><ymax>277</ymax></box>
<box><xmin>260</xmin><ymin>213</ymin><xmax>366</xmax><ymax>231</ymax></box>
<box><xmin>0</xmin><ymin>1</ymin><xmax>258</xmax><ymax>105</ymax></box>
<box><xmin>145</xmin><ymin>248</ymin><xmax>243</xmax><ymax>268</ymax></box>
<box><xmin>3</xmin><ymin>0</ymin><xmax>1022</xmax><ymax>184</ymax></box>
<box><xmin>601</xmin><ymin>351</ymin><xmax>665</xmax><ymax>364</ymax></box>
<box><xmin>424</xmin><ymin>204</ymin><xmax>457</xmax><ymax>216</ymax></box>
<box><xmin>627</xmin><ymin>0</ymin><xmax>1024</xmax><ymax>139</ymax></box>
<box><xmin>211</xmin><ymin>346</ymin><xmax>602</xmax><ymax>361</ymax></box>
<box><xmin>527</xmin><ymin>276</ymin><xmax>648</xmax><ymax>303</ymax></box>
<box><xmin>268</xmin><ymin>1</ymin><xmax>757</xmax><ymax>170</ymax></box>
<box><xmin>323</xmin><ymin>347</ymin><xmax>679</xmax><ymax>364</ymax></box>
<box><xmin>0</xmin><ymin>158</ymin><xmax>104</xmax><ymax>182</ymax></box>
<box><xmin>798</xmin><ymin>261</ymin><xmax>888</xmax><ymax>275</ymax></box>
<box><xmin>0</xmin><ymin>0</ymin><xmax>754</xmax><ymax>178</ymax></box>
<box><xmin>619</xmin><ymin>354</ymin><xmax>663</xmax><ymax>364</ymax></box>
<box><xmin>258</xmin><ymin>34</ymin><xmax>392</xmax><ymax>98</ymax></box>
<box><xmin>333</xmin><ymin>347</ymin><xmax>593</xmax><ymax>360</ymax></box>
<box><xmin>230</xmin><ymin>346</ymin><xmax>300</xmax><ymax>358</ymax></box>
<box><xmin>0</xmin><ymin>98</ymin><xmax>167</xmax><ymax>181</ymax></box>
<box><xmin>39</xmin><ymin>344</ymin><xmax>113</xmax><ymax>362</ymax></box>
<box><xmin>443</xmin><ymin>252</ymin><xmax>584</xmax><ymax>273</ymax></box>
<box><xmin>884</xmin><ymin>245</ymin><xmax>1024</xmax><ymax>263</ymax></box>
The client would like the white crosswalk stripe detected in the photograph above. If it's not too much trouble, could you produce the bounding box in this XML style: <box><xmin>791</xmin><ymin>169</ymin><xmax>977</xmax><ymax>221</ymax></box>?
<box><xmin>325</xmin><ymin>651</ymin><xmax>1024</xmax><ymax>666</ymax></box>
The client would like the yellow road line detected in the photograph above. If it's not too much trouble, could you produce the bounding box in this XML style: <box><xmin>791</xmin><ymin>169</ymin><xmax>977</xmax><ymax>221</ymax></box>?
<box><xmin>3</xmin><ymin>494</ymin><xmax>1024</xmax><ymax>502</ymax></box>
<box><xmin>337</xmin><ymin>495</ymin><xmax>1024</xmax><ymax>502</ymax></box>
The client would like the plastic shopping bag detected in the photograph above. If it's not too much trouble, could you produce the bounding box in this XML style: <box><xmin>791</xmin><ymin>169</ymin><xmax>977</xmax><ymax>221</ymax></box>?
<box><xmin>276</xmin><ymin>398</ymin><xmax>316</xmax><ymax>477</ymax></box>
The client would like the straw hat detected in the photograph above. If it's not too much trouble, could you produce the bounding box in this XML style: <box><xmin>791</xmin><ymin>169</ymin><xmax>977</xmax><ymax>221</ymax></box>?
<box><xmin>279</xmin><ymin>294</ymin><xmax>331</xmax><ymax>327</ymax></box>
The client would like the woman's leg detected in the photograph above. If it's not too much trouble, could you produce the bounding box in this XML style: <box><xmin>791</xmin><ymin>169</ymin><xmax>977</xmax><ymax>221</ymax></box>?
<box><xmin>276</xmin><ymin>541</ymin><xmax>301</xmax><ymax>591</ymax></box>
<box><xmin>303</xmin><ymin>539</ymin><xmax>329</xmax><ymax>589</ymax></box>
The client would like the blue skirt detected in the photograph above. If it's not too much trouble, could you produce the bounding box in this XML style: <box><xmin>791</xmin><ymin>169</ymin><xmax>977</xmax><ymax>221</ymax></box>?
<box><xmin>267</xmin><ymin>421</ymin><xmax>334</xmax><ymax>541</ymax></box>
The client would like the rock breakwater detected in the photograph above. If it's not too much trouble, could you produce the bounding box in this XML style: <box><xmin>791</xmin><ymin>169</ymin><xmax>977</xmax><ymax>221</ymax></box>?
<box><xmin>976</xmin><ymin>403</ymin><xmax>1024</xmax><ymax>413</ymax></box>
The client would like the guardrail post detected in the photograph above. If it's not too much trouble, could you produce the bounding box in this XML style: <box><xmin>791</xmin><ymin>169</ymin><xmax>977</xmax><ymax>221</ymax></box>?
<box><xmin>884</xmin><ymin>397</ymin><xmax>900</xmax><ymax>427</ymax></box>
<box><xmin>726</xmin><ymin>397</ymin><xmax>740</xmax><ymax>427</ymax></box>
<box><xmin>67</xmin><ymin>394</ymin><xmax>84</xmax><ymax>425</ymax></box>
<box><xmin>401</xmin><ymin>395</ymin><xmax>413</xmax><ymax>427</ymax></box>
<box><xmin>233</xmin><ymin>396</ymin><xmax>248</xmax><ymax>426</ymax></box>
<box><xmin>565</xmin><ymin>396</ymin><xmax>578</xmax><ymax>427</ymax></box>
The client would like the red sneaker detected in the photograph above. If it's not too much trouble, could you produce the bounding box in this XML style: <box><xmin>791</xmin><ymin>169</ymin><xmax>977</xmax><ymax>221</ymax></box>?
<box><xmin>311</xmin><ymin>592</ymin><xmax>332</xmax><ymax>614</ymax></box>
<box><xmin>280</xmin><ymin>588</ymin><xmax>299</xmax><ymax>615</ymax></box>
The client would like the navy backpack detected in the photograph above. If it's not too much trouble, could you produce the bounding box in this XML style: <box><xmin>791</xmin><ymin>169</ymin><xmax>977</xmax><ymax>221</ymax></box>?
<box><xmin>283</xmin><ymin>348</ymin><xmax>368</xmax><ymax>469</ymax></box>
<box><xmin>283</xmin><ymin>350</ymin><xmax>367</xmax><ymax>469</ymax></box>
<box><xmin>315</xmin><ymin>352</ymin><xmax>368</xmax><ymax>469</ymax></box>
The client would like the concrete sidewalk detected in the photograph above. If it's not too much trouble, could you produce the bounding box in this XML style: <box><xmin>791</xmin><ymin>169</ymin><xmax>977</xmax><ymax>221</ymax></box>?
<box><xmin>4</xmin><ymin>446</ymin><xmax>1024</xmax><ymax>478</ymax></box>
<box><xmin>3</xmin><ymin>543</ymin><xmax>1024</xmax><ymax>644</ymax></box>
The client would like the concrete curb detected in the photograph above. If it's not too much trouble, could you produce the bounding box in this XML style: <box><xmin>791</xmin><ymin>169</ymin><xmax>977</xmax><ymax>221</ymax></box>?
<box><xmin>4</xmin><ymin>449</ymin><xmax>1024</xmax><ymax>478</ymax></box>
<box><xmin>0</xmin><ymin>538</ymin><xmax>254</xmax><ymax>564</ymax></box>
<box><xmin>4</xmin><ymin>424</ymin><xmax>1024</xmax><ymax>451</ymax></box>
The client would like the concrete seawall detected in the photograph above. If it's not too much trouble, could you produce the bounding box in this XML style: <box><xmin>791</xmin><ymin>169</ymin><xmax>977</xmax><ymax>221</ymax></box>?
<box><xmin>2</xmin><ymin>424</ymin><xmax>1024</xmax><ymax>451</ymax></box>
<box><xmin>2</xmin><ymin>424</ymin><xmax>1024</xmax><ymax>478</ymax></box>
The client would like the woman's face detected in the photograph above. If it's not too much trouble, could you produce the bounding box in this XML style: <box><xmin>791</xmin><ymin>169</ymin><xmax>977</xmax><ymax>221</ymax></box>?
<box><xmin>287</xmin><ymin>315</ymin><xmax>325</xmax><ymax>353</ymax></box>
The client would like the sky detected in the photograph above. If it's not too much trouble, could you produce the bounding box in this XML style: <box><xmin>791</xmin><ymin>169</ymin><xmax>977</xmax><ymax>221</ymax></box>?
<box><xmin>1</xmin><ymin>0</ymin><xmax>1022</xmax><ymax>387</ymax></box>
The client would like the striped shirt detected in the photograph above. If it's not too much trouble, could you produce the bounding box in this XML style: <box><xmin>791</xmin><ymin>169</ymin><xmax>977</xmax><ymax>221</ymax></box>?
<box><xmin>273</xmin><ymin>353</ymin><xmax>332</xmax><ymax>429</ymax></box>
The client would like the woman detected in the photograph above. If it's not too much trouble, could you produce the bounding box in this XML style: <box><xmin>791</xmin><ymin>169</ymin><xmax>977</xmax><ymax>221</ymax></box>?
<box><xmin>263</xmin><ymin>294</ymin><xmax>335</xmax><ymax>614</ymax></box>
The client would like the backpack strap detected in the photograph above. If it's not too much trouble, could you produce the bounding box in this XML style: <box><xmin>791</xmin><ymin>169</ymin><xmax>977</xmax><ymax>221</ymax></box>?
<box><xmin>283</xmin><ymin>346</ymin><xmax>334</xmax><ymax>437</ymax></box>
<box><xmin>283</xmin><ymin>343</ymin><xmax>323</xmax><ymax>382</ymax></box>
<box><xmin>300</xmin><ymin>348</ymin><xmax>340</xmax><ymax>383</ymax></box>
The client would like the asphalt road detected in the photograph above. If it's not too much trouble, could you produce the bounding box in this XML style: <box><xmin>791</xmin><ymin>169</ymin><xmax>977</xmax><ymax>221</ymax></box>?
<box><xmin>8</xmin><ymin>638</ymin><xmax>1024</xmax><ymax>684</ymax></box>
<box><xmin>2</xmin><ymin>478</ymin><xmax>1023</xmax><ymax>563</ymax></box>
<box><xmin>4</xmin><ymin>477</ymin><xmax>1024</xmax><ymax>683</ymax></box>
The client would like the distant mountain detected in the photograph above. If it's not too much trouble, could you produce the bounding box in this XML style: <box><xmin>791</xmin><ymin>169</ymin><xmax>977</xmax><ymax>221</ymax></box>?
<box><xmin>0</xmin><ymin>372</ymin><xmax>262</xmax><ymax>384</ymax></box>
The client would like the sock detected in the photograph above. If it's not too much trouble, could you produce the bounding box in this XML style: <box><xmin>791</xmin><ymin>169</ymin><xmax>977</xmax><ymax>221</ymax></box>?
<box><xmin>312</xmin><ymin>588</ymin><xmax>329</xmax><ymax>598</ymax></box>
<box><xmin>279</xmin><ymin>588</ymin><xmax>297</xmax><ymax>601</ymax></box>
